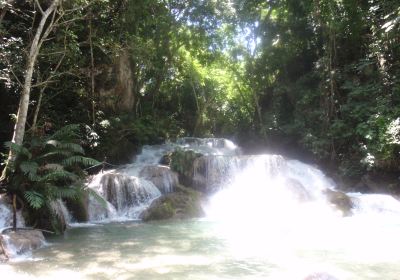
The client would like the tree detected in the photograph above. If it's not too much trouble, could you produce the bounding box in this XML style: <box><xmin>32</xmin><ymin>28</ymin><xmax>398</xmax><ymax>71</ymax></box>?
<box><xmin>1</xmin><ymin>0</ymin><xmax>62</xmax><ymax>181</ymax></box>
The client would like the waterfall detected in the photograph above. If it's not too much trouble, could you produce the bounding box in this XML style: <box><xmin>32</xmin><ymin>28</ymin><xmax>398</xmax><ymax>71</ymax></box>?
<box><xmin>87</xmin><ymin>172</ymin><xmax>161</xmax><ymax>221</ymax></box>
<box><xmin>0</xmin><ymin>195</ymin><xmax>25</xmax><ymax>230</ymax></box>
<box><xmin>203</xmin><ymin>154</ymin><xmax>340</xmax><ymax>222</ymax></box>
<box><xmin>84</xmin><ymin>137</ymin><xmax>239</xmax><ymax>222</ymax></box>
<box><xmin>83</xmin><ymin>137</ymin><xmax>400</xmax><ymax>225</ymax></box>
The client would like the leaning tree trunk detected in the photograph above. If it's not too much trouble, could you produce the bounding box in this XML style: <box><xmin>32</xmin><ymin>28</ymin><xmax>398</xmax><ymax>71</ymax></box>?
<box><xmin>1</xmin><ymin>0</ymin><xmax>61</xmax><ymax>181</ymax></box>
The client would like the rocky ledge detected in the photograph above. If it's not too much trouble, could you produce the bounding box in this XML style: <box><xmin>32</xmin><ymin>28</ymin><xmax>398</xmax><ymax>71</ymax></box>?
<box><xmin>0</xmin><ymin>229</ymin><xmax>45</xmax><ymax>261</ymax></box>
<box><xmin>140</xmin><ymin>185</ymin><xmax>204</xmax><ymax>221</ymax></box>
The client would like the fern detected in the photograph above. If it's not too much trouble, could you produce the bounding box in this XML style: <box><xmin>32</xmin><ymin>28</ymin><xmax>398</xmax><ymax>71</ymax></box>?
<box><xmin>19</xmin><ymin>161</ymin><xmax>39</xmax><ymax>181</ymax></box>
<box><xmin>4</xmin><ymin>142</ymin><xmax>32</xmax><ymax>159</ymax></box>
<box><xmin>62</xmin><ymin>156</ymin><xmax>100</xmax><ymax>167</ymax></box>
<box><xmin>37</xmin><ymin>150</ymin><xmax>73</xmax><ymax>160</ymax></box>
<box><xmin>48</xmin><ymin>124</ymin><xmax>80</xmax><ymax>140</ymax></box>
<box><xmin>47</xmin><ymin>185</ymin><xmax>79</xmax><ymax>200</ymax></box>
<box><xmin>24</xmin><ymin>191</ymin><xmax>45</xmax><ymax>209</ymax></box>
<box><xmin>40</xmin><ymin>170</ymin><xmax>78</xmax><ymax>181</ymax></box>
<box><xmin>45</xmin><ymin>140</ymin><xmax>84</xmax><ymax>154</ymax></box>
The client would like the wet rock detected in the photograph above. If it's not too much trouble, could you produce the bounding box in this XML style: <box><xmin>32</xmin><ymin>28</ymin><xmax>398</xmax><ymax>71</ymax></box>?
<box><xmin>324</xmin><ymin>189</ymin><xmax>353</xmax><ymax>216</ymax></box>
<box><xmin>170</xmin><ymin>149</ymin><xmax>202</xmax><ymax>189</ymax></box>
<box><xmin>139</xmin><ymin>165</ymin><xmax>179</xmax><ymax>194</ymax></box>
<box><xmin>1</xmin><ymin>230</ymin><xmax>45</xmax><ymax>257</ymax></box>
<box><xmin>159</xmin><ymin>153</ymin><xmax>172</xmax><ymax>166</ymax></box>
<box><xmin>191</xmin><ymin>156</ymin><xmax>231</xmax><ymax>193</ymax></box>
<box><xmin>140</xmin><ymin>186</ymin><xmax>204</xmax><ymax>221</ymax></box>
<box><xmin>66</xmin><ymin>193</ymin><xmax>89</xmax><ymax>222</ymax></box>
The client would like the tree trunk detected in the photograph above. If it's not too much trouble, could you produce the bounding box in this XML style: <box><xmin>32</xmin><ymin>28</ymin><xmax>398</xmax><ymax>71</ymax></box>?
<box><xmin>31</xmin><ymin>88</ymin><xmax>44</xmax><ymax>132</ymax></box>
<box><xmin>88</xmin><ymin>10</ymin><xmax>96</xmax><ymax>126</ymax></box>
<box><xmin>1</xmin><ymin>0</ymin><xmax>61</xmax><ymax>180</ymax></box>
<box><xmin>12</xmin><ymin>194</ymin><xmax>17</xmax><ymax>231</ymax></box>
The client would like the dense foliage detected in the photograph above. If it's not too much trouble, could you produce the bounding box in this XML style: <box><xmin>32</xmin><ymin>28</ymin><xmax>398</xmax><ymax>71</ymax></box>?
<box><xmin>1</xmin><ymin>0</ymin><xmax>399</xmax><ymax>188</ymax></box>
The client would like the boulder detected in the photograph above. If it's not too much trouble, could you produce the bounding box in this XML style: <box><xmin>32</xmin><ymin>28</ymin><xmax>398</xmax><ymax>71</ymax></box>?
<box><xmin>1</xmin><ymin>230</ymin><xmax>45</xmax><ymax>257</ymax></box>
<box><xmin>324</xmin><ymin>189</ymin><xmax>353</xmax><ymax>216</ymax></box>
<box><xmin>66</xmin><ymin>193</ymin><xmax>89</xmax><ymax>222</ymax></box>
<box><xmin>139</xmin><ymin>165</ymin><xmax>179</xmax><ymax>194</ymax></box>
<box><xmin>140</xmin><ymin>186</ymin><xmax>204</xmax><ymax>221</ymax></box>
<box><xmin>170</xmin><ymin>149</ymin><xmax>202</xmax><ymax>188</ymax></box>
<box><xmin>159</xmin><ymin>153</ymin><xmax>172</xmax><ymax>166</ymax></box>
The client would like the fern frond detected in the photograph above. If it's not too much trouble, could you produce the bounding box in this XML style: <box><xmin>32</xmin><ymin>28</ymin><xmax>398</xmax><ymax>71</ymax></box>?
<box><xmin>40</xmin><ymin>170</ymin><xmax>78</xmax><ymax>181</ymax></box>
<box><xmin>19</xmin><ymin>160</ymin><xmax>40</xmax><ymax>181</ymax></box>
<box><xmin>58</xmin><ymin>143</ymin><xmax>84</xmax><ymax>154</ymax></box>
<box><xmin>47</xmin><ymin>185</ymin><xmax>80</xmax><ymax>200</ymax></box>
<box><xmin>37</xmin><ymin>150</ymin><xmax>73</xmax><ymax>160</ymax></box>
<box><xmin>62</xmin><ymin>156</ymin><xmax>100</xmax><ymax>167</ymax></box>
<box><xmin>4</xmin><ymin>142</ymin><xmax>32</xmax><ymax>159</ymax></box>
<box><xmin>24</xmin><ymin>191</ymin><xmax>45</xmax><ymax>209</ymax></box>
<box><xmin>48</xmin><ymin>124</ymin><xmax>80</xmax><ymax>140</ymax></box>
<box><xmin>45</xmin><ymin>140</ymin><xmax>84</xmax><ymax>154</ymax></box>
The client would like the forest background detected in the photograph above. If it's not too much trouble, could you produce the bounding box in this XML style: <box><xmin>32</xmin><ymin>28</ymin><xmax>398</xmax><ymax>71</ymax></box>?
<box><xmin>1</xmin><ymin>0</ymin><xmax>399</xmax><ymax>194</ymax></box>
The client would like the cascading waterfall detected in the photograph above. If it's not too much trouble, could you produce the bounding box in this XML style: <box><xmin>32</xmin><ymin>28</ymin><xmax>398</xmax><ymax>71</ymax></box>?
<box><xmin>85</xmin><ymin>137</ymin><xmax>240</xmax><ymax>222</ymax></box>
<box><xmin>87</xmin><ymin>172</ymin><xmax>161</xmax><ymax>221</ymax></box>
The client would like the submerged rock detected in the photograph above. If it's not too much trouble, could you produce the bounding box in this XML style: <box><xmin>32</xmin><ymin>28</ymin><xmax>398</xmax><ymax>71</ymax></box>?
<box><xmin>140</xmin><ymin>186</ymin><xmax>204</xmax><ymax>221</ymax></box>
<box><xmin>324</xmin><ymin>189</ymin><xmax>353</xmax><ymax>216</ymax></box>
<box><xmin>1</xmin><ymin>230</ymin><xmax>45</xmax><ymax>257</ymax></box>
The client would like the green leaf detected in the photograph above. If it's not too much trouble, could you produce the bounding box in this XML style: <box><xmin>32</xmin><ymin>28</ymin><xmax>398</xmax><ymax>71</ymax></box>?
<box><xmin>62</xmin><ymin>156</ymin><xmax>100</xmax><ymax>167</ymax></box>
<box><xmin>24</xmin><ymin>191</ymin><xmax>45</xmax><ymax>209</ymax></box>
<box><xmin>19</xmin><ymin>161</ymin><xmax>39</xmax><ymax>181</ymax></box>
<box><xmin>4</xmin><ymin>142</ymin><xmax>32</xmax><ymax>159</ymax></box>
<box><xmin>40</xmin><ymin>170</ymin><xmax>78</xmax><ymax>181</ymax></box>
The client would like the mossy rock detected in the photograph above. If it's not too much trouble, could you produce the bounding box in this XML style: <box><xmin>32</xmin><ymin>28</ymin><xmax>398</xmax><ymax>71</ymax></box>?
<box><xmin>65</xmin><ymin>193</ymin><xmax>89</xmax><ymax>222</ymax></box>
<box><xmin>170</xmin><ymin>149</ymin><xmax>202</xmax><ymax>182</ymax></box>
<box><xmin>324</xmin><ymin>189</ymin><xmax>353</xmax><ymax>216</ymax></box>
<box><xmin>140</xmin><ymin>186</ymin><xmax>204</xmax><ymax>221</ymax></box>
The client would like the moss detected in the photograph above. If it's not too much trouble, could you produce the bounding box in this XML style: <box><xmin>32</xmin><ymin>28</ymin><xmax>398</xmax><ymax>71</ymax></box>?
<box><xmin>170</xmin><ymin>149</ymin><xmax>202</xmax><ymax>178</ymax></box>
<box><xmin>65</xmin><ymin>194</ymin><xmax>89</xmax><ymax>222</ymax></box>
<box><xmin>141</xmin><ymin>186</ymin><xmax>204</xmax><ymax>221</ymax></box>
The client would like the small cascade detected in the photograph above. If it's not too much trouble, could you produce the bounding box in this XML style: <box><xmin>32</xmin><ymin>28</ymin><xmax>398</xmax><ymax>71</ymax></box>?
<box><xmin>349</xmin><ymin>193</ymin><xmax>400</xmax><ymax>217</ymax></box>
<box><xmin>139</xmin><ymin>165</ymin><xmax>179</xmax><ymax>194</ymax></box>
<box><xmin>50</xmin><ymin>199</ymin><xmax>72</xmax><ymax>226</ymax></box>
<box><xmin>87</xmin><ymin>172</ymin><xmax>161</xmax><ymax>221</ymax></box>
<box><xmin>0</xmin><ymin>195</ymin><xmax>25</xmax><ymax>230</ymax></box>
